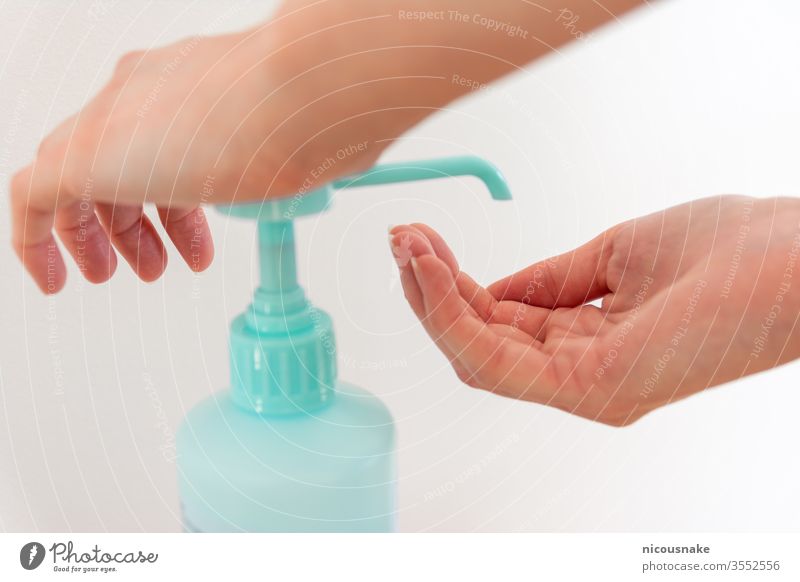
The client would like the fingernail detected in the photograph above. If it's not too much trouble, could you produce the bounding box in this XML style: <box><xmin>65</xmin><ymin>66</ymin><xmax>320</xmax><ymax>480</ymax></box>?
<box><xmin>410</xmin><ymin>257</ymin><xmax>421</xmax><ymax>280</ymax></box>
<box><xmin>387</xmin><ymin>234</ymin><xmax>402</xmax><ymax>266</ymax></box>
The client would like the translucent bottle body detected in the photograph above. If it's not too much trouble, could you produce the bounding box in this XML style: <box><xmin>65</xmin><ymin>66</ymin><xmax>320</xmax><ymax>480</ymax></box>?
<box><xmin>177</xmin><ymin>383</ymin><xmax>396</xmax><ymax>532</ymax></box>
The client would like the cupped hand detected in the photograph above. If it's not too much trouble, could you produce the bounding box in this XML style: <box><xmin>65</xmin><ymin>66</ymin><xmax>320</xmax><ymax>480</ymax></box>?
<box><xmin>390</xmin><ymin>196</ymin><xmax>800</xmax><ymax>425</ymax></box>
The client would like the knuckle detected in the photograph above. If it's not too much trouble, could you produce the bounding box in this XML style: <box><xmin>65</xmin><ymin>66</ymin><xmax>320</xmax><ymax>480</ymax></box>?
<box><xmin>10</xmin><ymin>169</ymin><xmax>30</xmax><ymax>198</ymax></box>
<box><xmin>596</xmin><ymin>407</ymin><xmax>640</xmax><ymax>427</ymax></box>
<box><xmin>540</xmin><ymin>259</ymin><xmax>560</xmax><ymax>303</ymax></box>
<box><xmin>36</xmin><ymin>135</ymin><xmax>61</xmax><ymax>159</ymax></box>
<box><xmin>115</xmin><ymin>50</ymin><xmax>145</xmax><ymax>74</ymax></box>
<box><xmin>598</xmin><ymin>415</ymin><xmax>628</xmax><ymax>428</ymax></box>
<box><xmin>489</xmin><ymin>342</ymin><xmax>520</xmax><ymax>382</ymax></box>
<box><xmin>602</xmin><ymin>417</ymin><xmax>633</xmax><ymax>428</ymax></box>
<box><xmin>455</xmin><ymin>367</ymin><xmax>482</xmax><ymax>389</ymax></box>
<box><xmin>469</xmin><ymin>366</ymin><xmax>498</xmax><ymax>390</ymax></box>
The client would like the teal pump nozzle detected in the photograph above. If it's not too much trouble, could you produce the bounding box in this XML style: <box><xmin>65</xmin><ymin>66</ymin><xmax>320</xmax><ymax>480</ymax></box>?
<box><xmin>219</xmin><ymin>156</ymin><xmax>511</xmax><ymax>416</ymax></box>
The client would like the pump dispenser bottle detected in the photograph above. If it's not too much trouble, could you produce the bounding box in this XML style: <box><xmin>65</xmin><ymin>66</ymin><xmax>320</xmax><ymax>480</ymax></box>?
<box><xmin>176</xmin><ymin>156</ymin><xmax>511</xmax><ymax>532</ymax></box>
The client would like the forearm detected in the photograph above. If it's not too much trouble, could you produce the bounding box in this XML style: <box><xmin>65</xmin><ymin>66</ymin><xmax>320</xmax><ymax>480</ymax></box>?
<box><xmin>252</xmin><ymin>0</ymin><xmax>644</xmax><ymax>171</ymax></box>
<box><xmin>267</xmin><ymin>0</ymin><xmax>643</xmax><ymax>89</ymax></box>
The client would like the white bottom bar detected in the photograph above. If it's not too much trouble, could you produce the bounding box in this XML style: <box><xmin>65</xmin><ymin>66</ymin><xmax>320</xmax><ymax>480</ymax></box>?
<box><xmin>1</xmin><ymin>533</ymin><xmax>797</xmax><ymax>581</ymax></box>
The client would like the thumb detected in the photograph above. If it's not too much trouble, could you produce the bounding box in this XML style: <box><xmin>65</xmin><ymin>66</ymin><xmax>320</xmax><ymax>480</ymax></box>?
<box><xmin>487</xmin><ymin>225</ymin><xmax>621</xmax><ymax>309</ymax></box>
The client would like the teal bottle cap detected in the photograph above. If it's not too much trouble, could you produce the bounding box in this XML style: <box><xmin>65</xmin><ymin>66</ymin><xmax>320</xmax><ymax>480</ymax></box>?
<box><xmin>218</xmin><ymin>156</ymin><xmax>511</xmax><ymax>415</ymax></box>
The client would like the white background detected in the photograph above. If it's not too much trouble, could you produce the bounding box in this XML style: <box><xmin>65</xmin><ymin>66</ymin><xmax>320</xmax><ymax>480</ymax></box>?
<box><xmin>0</xmin><ymin>0</ymin><xmax>798</xmax><ymax>532</ymax></box>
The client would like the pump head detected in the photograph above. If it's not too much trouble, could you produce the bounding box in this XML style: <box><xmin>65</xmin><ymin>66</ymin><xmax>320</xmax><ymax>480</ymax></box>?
<box><xmin>218</xmin><ymin>156</ymin><xmax>511</xmax><ymax>415</ymax></box>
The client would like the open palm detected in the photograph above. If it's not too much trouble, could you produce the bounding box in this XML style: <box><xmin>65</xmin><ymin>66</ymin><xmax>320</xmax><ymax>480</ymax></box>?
<box><xmin>390</xmin><ymin>195</ymin><xmax>800</xmax><ymax>425</ymax></box>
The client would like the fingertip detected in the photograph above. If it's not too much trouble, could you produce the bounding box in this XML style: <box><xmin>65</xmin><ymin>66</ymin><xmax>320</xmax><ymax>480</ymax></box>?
<box><xmin>392</xmin><ymin>223</ymin><xmax>459</xmax><ymax>276</ymax></box>
<box><xmin>388</xmin><ymin>227</ymin><xmax>414</xmax><ymax>252</ymax></box>
<box><xmin>179</xmin><ymin>236</ymin><xmax>213</xmax><ymax>275</ymax></box>
<box><xmin>158</xmin><ymin>206</ymin><xmax>214</xmax><ymax>275</ymax></box>
<box><xmin>39</xmin><ymin>276</ymin><xmax>66</xmax><ymax>295</ymax></box>
<box><xmin>186</xmin><ymin>207</ymin><xmax>214</xmax><ymax>273</ymax></box>
<box><xmin>132</xmin><ymin>226</ymin><xmax>167</xmax><ymax>283</ymax></box>
<box><xmin>40</xmin><ymin>266</ymin><xmax>67</xmax><ymax>295</ymax></box>
<box><xmin>390</xmin><ymin>224</ymin><xmax>430</xmax><ymax>247</ymax></box>
<box><xmin>192</xmin><ymin>236</ymin><xmax>214</xmax><ymax>273</ymax></box>
<box><xmin>389</xmin><ymin>229</ymin><xmax>434</xmax><ymax>269</ymax></box>
<box><xmin>82</xmin><ymin>249</ymin><xmax>118</xmax><ymax>284</ymax></box>
<box><xmin>409</xmin><ymin>223</ymin><xmax>438</xmax><ymax>245</ymax></box>
<box><xmin>14</xmin><ymin>237</ymin><xmax>66</xmax><ymax>294</ymax></box>
<box><xmin>409</xmin><ymin>223</ymin><xmax>459</xmax><ymax>274</ymax></box>
<box><xmin>136</xmin><ymin>248</ymin><xmax>167</xmax><ymax>283</ymax></box>
<box><xmin>96</xmin><ymin>205</ymin><xmax>168</xmax><ymax>283</ymax></box>
<box><xmin>74</xmin><ymin>232</ymin><xmax>119</xmax><ymax>285</ymax></box>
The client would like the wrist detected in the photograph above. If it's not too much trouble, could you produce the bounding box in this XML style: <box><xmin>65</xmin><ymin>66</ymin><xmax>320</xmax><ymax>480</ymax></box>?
<box><xmin>757</xmin><ymin>197</ymin><xmax>800</xmax><ymax>315</ymax></box>
<box><xmin>245</xmin><ymin>2</ymin><xmax>464</xmax><ymax>190</ymax></box>
<box><xmin>244</xmin><ymin>0</ymin><xmax>645</xmax><ymax>192</ymax></box>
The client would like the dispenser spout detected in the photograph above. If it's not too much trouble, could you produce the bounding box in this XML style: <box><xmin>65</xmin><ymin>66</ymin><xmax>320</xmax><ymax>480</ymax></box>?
<box><xmin>331</xmin><ymin>156</ymin><xmax>512</xmax><ymax>201</ymax></box>
<box><xmin>258</xmin><ymin>220</ymin><xmax>298</xmax><ymax>294</ymax></box>
<box><xmin>218</xmin><ymin>154</ymin><xmax>511</xmax><ymax>415</ymax></box>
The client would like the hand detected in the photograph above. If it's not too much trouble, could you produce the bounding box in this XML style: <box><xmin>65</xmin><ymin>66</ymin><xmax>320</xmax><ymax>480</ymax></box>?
<box><xmin>10</xmin><ymin>0</ymin><xmax>644</xmax><ymax>294</ymax></box>
<box><xmin>8</xmin><ymin>23</ymin><xmax>399</xmax><ymax>293</ymax></box>
<box><xmin>390</xmin><ymin>196</ymin><xmax>800</xmax><ymax>425</ymax></box>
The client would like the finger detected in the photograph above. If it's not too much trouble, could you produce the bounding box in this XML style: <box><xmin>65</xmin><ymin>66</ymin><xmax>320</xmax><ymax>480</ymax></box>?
<box><xmin>390</xmin><ymin>227</ymin><xmax>472</xmax><ymax>378</ymax></box>
<box><xmin>487</xmin><ymin>300</ymin><xmax>552</xmax><ymax>341</ymax></box>
<box><xmin>389</xmin><ymin>226</ymin><xmax>432</xmax><ymax>316</ymax></box>
<box><xmin>95</xmin><ymin>203</ymin><xmax>167</xmax><ymax>282</ymax></box>
<box><xmin>406</xmin><ymin>224</ymin><xmax>501</xmax><ymax>320</ymax></box>
<box><xmin>390</xmin><ymin>224</ymin><xmax>513</xmax><ymax>384</ymax></box>
<box><xmin>487</xmin><ymin>322</ymin><xmax>543</xmax><ymax>345</ymax></box>
<box><xmin>53</xmin><ymin>200</ymin><xmax>117</xmax><ymax>284</ymax></box>
<box><xmin>391</xmin><ymin>224</ymin><xmax>496</xmax><ymax>319</ymax></box>
<box><xmin>390</xmin><ymin>225</ymin><xmax>475</xmax><ymax>314</ymax></box>
<box><xmin>488</xmin><ymin>226</ymin><xmax>619</xmax><ymax>308</ymax></box>
<box><xmin>407</xmin><ymin>223</ymin><xmax>459</xmax><ymax>273</ymax></box>
<box><xmin>412</xmin><ymin>254</ymin><xmax>559</xmax><ymax>404</ymax></box>
<box><xmin>395</xmin><ymin>223</ymin><xmax>553</xmax><ymax>340</ymax></box>
<box><xmin>455</xmin><ymin>271</ymin><xmax>497</xmax><ymax>321</ymax></box>
<box><xmin>11</xmin><ymin>165</ymin><xmax>68</xmax><ymax>293</ymax></box>
<box><xmin>157</xmin><ymin>206</ymin><xmax>214</xmax><ymax>273</ymax></box>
